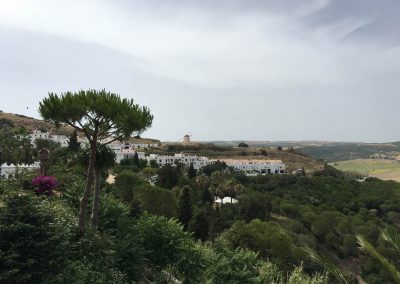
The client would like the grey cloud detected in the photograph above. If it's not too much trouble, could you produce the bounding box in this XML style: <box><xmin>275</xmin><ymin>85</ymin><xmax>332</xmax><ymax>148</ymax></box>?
<box><xmin>305</xmin><ymin>0</ymin><xmax>400</xmax><ymax>45</ymax></box>
<box><xmin>0</xmin><ymin>0</ymin><xmax>399</xmax><ymax>142</ymax></box>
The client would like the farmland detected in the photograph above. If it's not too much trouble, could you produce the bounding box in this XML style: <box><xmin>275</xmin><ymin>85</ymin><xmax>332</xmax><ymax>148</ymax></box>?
<box><xmin>331</xmin><ymin>159</ymin><xmax>400</xmax><ymax>181</ymax></box>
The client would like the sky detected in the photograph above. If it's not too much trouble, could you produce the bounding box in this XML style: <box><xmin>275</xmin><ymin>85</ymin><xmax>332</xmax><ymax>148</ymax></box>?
<box><xmin>0</xmin><ymin>0</ymin><xmax>399</xmax><ymax>142</ymax></box>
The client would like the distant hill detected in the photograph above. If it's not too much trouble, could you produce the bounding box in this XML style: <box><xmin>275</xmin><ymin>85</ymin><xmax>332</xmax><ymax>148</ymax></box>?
<box><xmin>0</xmin><ymin>112</ymin><xmax>161</xmax><ymax>145</ymax></box>
<box><xmin>297</xmin><ymin>142</ymin><xmax>400</xmax><ymax>162</ymax></box>
<box><xmin>209</xmin><ymin>140</ymin><xmax>331</xmax><ymax>148</ymax></box>
<box><xmin>154</xmin><ymin>143</ymin><xmax>324</xmax><ymax>173</ymax></box>
<box><xmin>0</xmin><ymin>112</ymin><xmax>73</xmax><ymax>135</ymax></box>
<box><xmin>208</xmin><ymin>140</ymin><xmax>400</xmax><ymax>163</ymax></box>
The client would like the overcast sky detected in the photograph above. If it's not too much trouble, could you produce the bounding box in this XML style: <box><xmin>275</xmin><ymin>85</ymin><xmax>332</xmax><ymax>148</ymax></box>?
<box><xmin>1</xmin><ymin>0</ymin><xmax>399</xmax><ymax>142</ymax></box>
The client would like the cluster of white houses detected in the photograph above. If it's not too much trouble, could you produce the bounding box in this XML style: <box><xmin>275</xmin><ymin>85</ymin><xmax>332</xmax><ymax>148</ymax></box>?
<box><xmin>1</xmin><ymin>130</ymin><xmax>285</xmax><ymax>178</ymax></box>
<box><xmin>28</xmin><ymin>130</ymin><xmax>159</xmax><ymax>149</ymax></box>
<box><xmin>27</xmin><ymin>130</ymin><xmax>70</xmax><ymax>147</ymax></box>
<box><xmin>0</xmin><ymin>162</ymin><xmax>40</xmax><ymax>179</ymax></box>
<box><xmin>115</xmin><ymin>148</ymin><xmax>285</xmax><ymax>175</ymax></box>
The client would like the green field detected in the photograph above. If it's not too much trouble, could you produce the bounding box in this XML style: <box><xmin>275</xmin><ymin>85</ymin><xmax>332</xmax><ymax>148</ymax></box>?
<box><xmin>331</xmin><ymin>159</ymin><xmax>400</xmax><ymax>181</ymax></box>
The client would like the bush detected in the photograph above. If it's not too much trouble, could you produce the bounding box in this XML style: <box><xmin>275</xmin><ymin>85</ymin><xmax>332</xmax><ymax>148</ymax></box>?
<box><xmin>134</xmin><ymin>184</ymin><xmax>178</xmax><ymax>218</ymax></box>
<box><xmin>0</xmin><ymin>193</ymin><xmax>75</xmax><ymax>283</ymax></box>
<box><xmin>114</xmin><ymin>171</ymin><xmax>144</xmax><ymax>202</ymax></box>
<box><xmin>222</xmin><ymin>219</ymin><xmax>302</xmax><ymax>270</ymax></box>
<box><xmin>136</xmin><ymin>214</ymin><xmax>206</xmax><ymax>282</ymax></box>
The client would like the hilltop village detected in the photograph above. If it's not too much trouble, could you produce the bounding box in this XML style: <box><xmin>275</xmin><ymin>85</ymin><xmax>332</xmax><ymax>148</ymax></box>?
<box><xmin>1</xmin><ymin>129</ymin><xmax>286</xmax><ymax>179</ymax></box>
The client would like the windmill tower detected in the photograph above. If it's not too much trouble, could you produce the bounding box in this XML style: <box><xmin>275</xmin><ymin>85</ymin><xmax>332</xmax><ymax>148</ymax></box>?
<box><xmin>183</xmin><ymin>134</ymin><xmax>191</xmax><ymax>144</ymax></box>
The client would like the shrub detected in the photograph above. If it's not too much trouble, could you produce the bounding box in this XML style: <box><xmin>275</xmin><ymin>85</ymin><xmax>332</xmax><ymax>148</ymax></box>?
<box><xmin>136</xmin><ymin>214</ymin><xmax>206</xmax><ymax>282</ymax></box>
<box><xmin>0</xmin><ymin>193</ymin><xmax>75</xmax><ymax>283</ymax></box>
<box><xmin>31</xmin><ymin>175</ymin><xmax>58</xmax><ymax>195</ymax></box>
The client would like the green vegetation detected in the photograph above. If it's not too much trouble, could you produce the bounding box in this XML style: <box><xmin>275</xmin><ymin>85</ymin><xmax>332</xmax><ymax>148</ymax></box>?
<box><xmin>332</xmin><ymin>159</ymin><xmax>400</xmax><ymax>181</ymax></box>
<box><xmin>3</xmin><ymin>156</ymin><xmax>399</xmax><ymax>282</ymax></box>
<box><xmin>2</xmin><ymin>92</ymin><xmax>400</xmax><ymax>283</ymax></box>
<box><xmin>299</xmin><ymin>142</ymin><xmax>400</xmax><ymax>162</ymax></box>
<box><xmin>39</xmin><ymin>89</ymin><xmax>153</xmax><ymax>233</ymax></box>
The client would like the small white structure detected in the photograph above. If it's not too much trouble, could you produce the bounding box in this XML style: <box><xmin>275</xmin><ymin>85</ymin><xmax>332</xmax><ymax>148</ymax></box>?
<box><xmin>214</xmin><ymin>197</ymin><xmax>238</xmax><ymax>205</ymax></box>
<box><xmin>220</xmin><ymin>159</ymin><xmax>285</xmax><ymax>175</ymax></box>
<box><xmin>0</xmin><ymin>162</ymin><xmax>40</xmax><ymax>179</ymax></box>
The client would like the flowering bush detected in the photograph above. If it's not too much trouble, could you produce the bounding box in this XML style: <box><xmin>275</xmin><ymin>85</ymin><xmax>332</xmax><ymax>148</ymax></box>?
<box><xmin>31</xmin><ymin>175</ymin><xmax>58</xmax><ymax>196</ymax></box>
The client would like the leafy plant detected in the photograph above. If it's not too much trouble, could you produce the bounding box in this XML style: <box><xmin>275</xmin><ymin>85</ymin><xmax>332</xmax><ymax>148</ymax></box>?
<box><xmin>31</xmin><ymin>175</ymin><xmax>58</xmax><ymax>195</ymax></box>
<box><xmin>356</xmin><ymin>228</ymin><xmax>400</xmax><ymax>284</ymax></box>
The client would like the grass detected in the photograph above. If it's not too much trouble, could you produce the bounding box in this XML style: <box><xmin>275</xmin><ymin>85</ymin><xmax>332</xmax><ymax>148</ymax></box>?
<box><xmin>331</xmin><ymin>159</ymin><xmax>400</xmax><ymax>181</ymax></box>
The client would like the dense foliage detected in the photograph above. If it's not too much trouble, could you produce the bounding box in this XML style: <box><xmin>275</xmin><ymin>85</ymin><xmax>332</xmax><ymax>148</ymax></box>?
<box><xmin>2</xmin><ymin>110</ymin><xmax>400</xmax><ymax>282</ymax></box>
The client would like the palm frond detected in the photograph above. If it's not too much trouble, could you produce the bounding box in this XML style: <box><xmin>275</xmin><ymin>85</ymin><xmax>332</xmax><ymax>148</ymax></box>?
<box><xmin>382</xmin><ymin>228</ymin><xmax>400</xmax><ymax>252</ymax></box>
<box><xmin>303</xmin><ymin>247</ymin><xmax>348</xmax><ymax>284</ymax></box>
<box><xmin>356</xmin><ymin>234</ymin><xmax>400</xmax><ymax>284</ymax></box>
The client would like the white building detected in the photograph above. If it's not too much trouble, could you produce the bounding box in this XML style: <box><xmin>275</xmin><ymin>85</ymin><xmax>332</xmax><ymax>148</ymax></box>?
<box><xmin>115</xmin><ymin>151</ymin><xmax>211</xmax><ymax>169</ymax></box>
<box><xmin>214</xmin><ymin>196</ymin><xmax>239</xmax><ymax>205</ymax></box>
<box><xmin>29</xmin><ymin>130</ymin><xmax>69</xmax><ymax>147</ymax></box>
<box><xmin>0</xmin><ymin>162</ymin><xmax>40</xmax><ymax>179</ymax></box>
<box><xmin>28</xmin><ymin>130</ymin><xmax>159</xmax><ymax>153</ymax></box>
<box><xmin>114</xmin><ymin>148</ymin><xmax>147</xmax><ymax>163</ymax></box>
<box><xmin>116</xmin><ymin>152</ymin><xmax>285</xmax><ymax>176</ymax></box>
<box><xmin>26</xmin><ymin>130</ymin><xmax>285</xmax><ymax>176</ymax></box>
<box><xmin>149</xmin><ymin>153</ymin><xmax>211</xmax><ymax>170</ymax></box>
<box><xmin>108</xmin><ymin>140</ymin><xmax>158</xmax><ymax>151</ymax></box>
<box><xmin>219</xmin><ymin>159</ymin><xmax>285</xmax><ymax>175</ymax></box>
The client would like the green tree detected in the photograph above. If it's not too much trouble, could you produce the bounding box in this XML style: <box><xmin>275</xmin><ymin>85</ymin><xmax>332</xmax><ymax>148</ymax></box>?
<box><xmin>187</xmin><ymin>163</ymin><xmax>196</xmax><ymax>179</ymax></box>
<box><xmin>68</xmin><ymin>130</ymin><xmax>81</xmax><ymax>152</ymax></box>
<box><xmin>178</xmin><ymin>186</ymin><xmax>193</xmax><ymax>229</ymax></box>
<box><xmin>39</xmin><ymin>89</ymin><xmax>153</xmax><ymax>233</ymax></box>
<box><xmin>91</xmin><ymin>145</ymin><xmax>116</xmax><ymax>227</ymax></box>
<box><xmin>156</xmin><ymin>164</ymin><xmax>180</xmax><ymax>189</ymax></box>
<box><xmin>200</xmin><ymin>160</ymin><xmax>227</xmax><ymax>176</ymax></box>
<box><xmin>135</xmin><ymin>214</ymin><xmax>206</xmax><ymax>282</ymax></box>
<box><xmin>0</xmin><ymin>193</ymin><xmax>75</xmax><ymax>283</ymax></box>
<box><xmin>221</xmin><ymin>178</ymin><xmax>245</xmax><ymax>203</ymax></box>
<box><xmin>133</xmin><ymin>151</ymin><xmax>139</xmax><ymax>167</ymax></box>
<box><xmin>149</xmin><ymin>159</ymin><xmax>159</xmax><ymax>168</ymax></box>
<box><xmin>237</xmin><ymin>191</ymin><xmax>272</xmax><ymax>222</ymax></box>
<box><xmin>189</xmin><ymin>207</ymin><xmax>210</xmax><ymax>241</ymax></box>
<box><xmin>114</xmin><ymin>171</ymin><xmax>144</xmax><ymax>203</ymax></box>
<box><xmin>222</xmin><ymin>219</ymin><xmax>301</xmax><ymax>270</ymax></box>
<box><xmin>134</xmin><ymin>184</ymin><xmax>178</xmax><ymax>218</ymax></box>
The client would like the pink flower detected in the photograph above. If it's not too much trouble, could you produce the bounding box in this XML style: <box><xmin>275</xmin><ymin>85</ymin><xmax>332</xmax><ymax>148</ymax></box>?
<box><xmin>31</xmin><ymin>175</ymin><xmax>57</xmax><ymax>196</ymax></box>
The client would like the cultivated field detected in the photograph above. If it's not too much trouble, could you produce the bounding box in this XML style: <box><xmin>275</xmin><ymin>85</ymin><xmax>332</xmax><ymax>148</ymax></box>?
<box><xmin>331</xmin><ymin>159</ymin><xmax>400</xmax><ymax>181</ymax></box>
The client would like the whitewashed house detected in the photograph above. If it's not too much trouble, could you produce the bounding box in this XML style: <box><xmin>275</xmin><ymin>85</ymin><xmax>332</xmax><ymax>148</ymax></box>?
<box><xmin>115</xmin><ymin>149</ymin><xmax>147</xmax><ymax>163</ymax></box>
<box><xmin>29</xmin><ymin>130</ymin><xmax>69</xmax><ymax>147</ymax></box>
<box><xmin>219</xmin><ymin>159</ymin><xmax>285</xmax><ymax>175</ymax></box>
<box><xmin>148</xmin><ymin>153</ymin><xmax>211</xmax><ymax>170</ymax></box>
<box><xmin>0</xmin><ymin>162</ymin><xmax>40</xmax><ymax>179</ymax></box>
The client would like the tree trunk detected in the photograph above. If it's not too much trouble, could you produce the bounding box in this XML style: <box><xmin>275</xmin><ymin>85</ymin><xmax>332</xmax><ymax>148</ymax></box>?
<box><xmin>78</xmin><ymin>142</ymin><xmax>96</xmax><ymax>234</ymax></box>
<box><xmin>91</xmin><ymin>169</ymin><xmax>101</xmax><ymax>228</ymax></box>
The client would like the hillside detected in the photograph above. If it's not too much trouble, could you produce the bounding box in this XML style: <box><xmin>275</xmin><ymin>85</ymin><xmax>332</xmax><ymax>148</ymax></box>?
<box><xmin>298</xmin><ymin>142</ymin><xmax>400</xmax><ymax>162</ymax></box>
<box><xmin>152</xmin><ymin>143</ymin><xmax>325</xmax><ymax>173</ymax></box>
<box><xmin>331</xmin><ymin>159</ymin><xmax>400</xmax><ymax>182</ymax></box>
<box><xmin>0</xmin><ymin>112</ymin><xmax>161</xmax><ymax>145</ymax></box>
<box><xmin>0</xmin><ymin>112</ymin><xmax>72</xmax><ymax>135</ymax></box>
